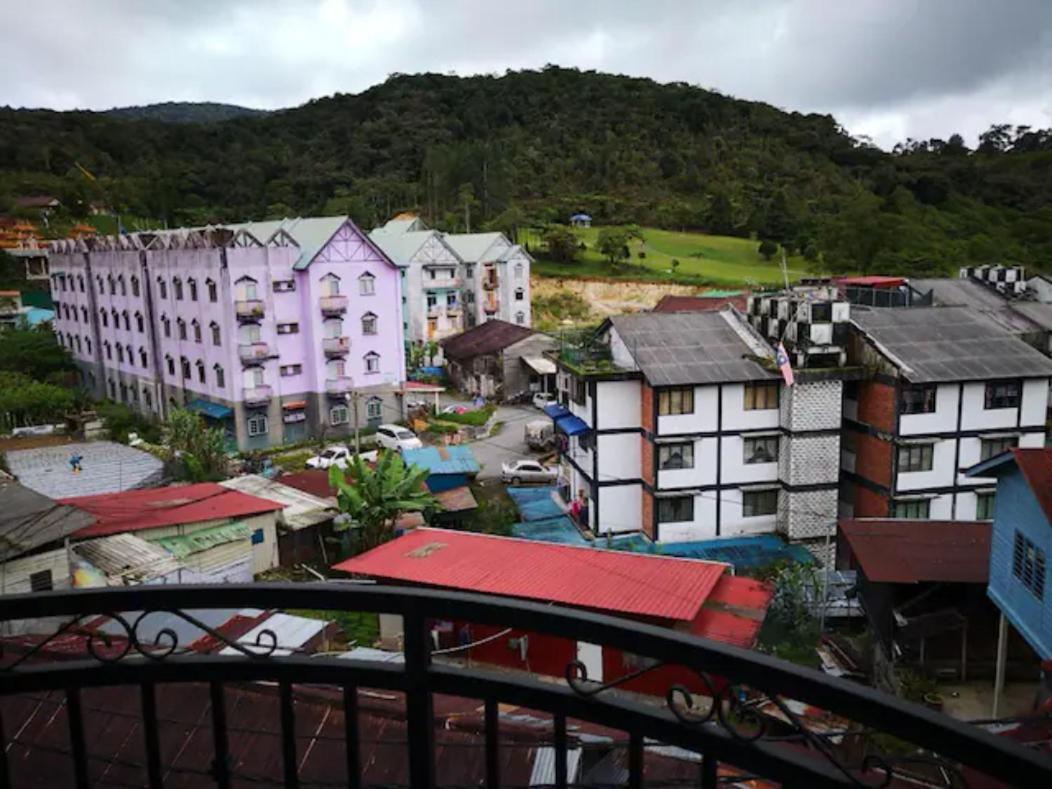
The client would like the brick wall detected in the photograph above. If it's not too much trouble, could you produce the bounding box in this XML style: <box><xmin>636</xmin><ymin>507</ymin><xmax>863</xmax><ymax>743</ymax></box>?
<box><xmin>855</xmin><ymin>485</ymin><xmax>890</xmax><ymax>517</ymax></box>
<box><xmin>856</xmin><ymin>380</ymin><xmax>896</xmax><ymax>432</ymax></box>
<box><xmin>854</xmin><ymin>432</ymin><xmax>893</xmax><ymax>488</ymax></box>
<box><xmin>640</xmin><ymin>382</ymin><xmax>654</xmax><ymax>433</ymax></box>
<box><xmin>641</xmin><ymin>436</ymin><xmax>654</xmax><ymax>486</ymax></box>
<box><xmin>641</xmin><ymin>490</ymin><xmax>655</xmax><ymax>540</ymax></box>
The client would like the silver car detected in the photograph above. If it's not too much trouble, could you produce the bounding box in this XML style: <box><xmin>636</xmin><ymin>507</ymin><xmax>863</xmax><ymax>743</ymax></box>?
<box><xmin>501</xmin><ymin>459</ymin><xmax>560</xmax><ymax>485</ymax></box>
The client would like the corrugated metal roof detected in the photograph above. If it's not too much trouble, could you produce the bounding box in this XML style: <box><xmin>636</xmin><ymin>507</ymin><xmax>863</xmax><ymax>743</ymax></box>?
<box><xmin>442</xmin><ymin>232</ymin><xmax>503</xmax><ymax>263</ymax></box>
<box><xmin>218</xmin><ymin>612</ymin><xmax>327</xmax><ymax>656</ymax></box>
<box><xmin>1010</xmin><ymin>302</ymin><xmax>1052</xmax><ymax>331</ymax></box>
<box><xmin>334</xmin><ymin>528</ymin><xmax>729</xmax><ymax>622</ymax></box>
<box><xmin>432</xmin><ymin>485</ymin><xmax>478</xmax><ymax>512</ymax></box>
<box><xmin>440</xmin><ymin>319</ymin><xmax>537</xmax><ymax>359</ymax></box>
<box><xmin>369</xmin><ymin>228</ymin><xmax>460</xmax><ymax>267</ymax></box>
<box><xmin>652</xmin><ymin>294</ymin><xmax>749</xmax><ymax>313</ymax></box>
<box><xmin>909</xmin><ymin>279</ymin><xmax>1041</xmax><ymax>333</ymax></box>
<box><xmin>151</xmin><ymin>521</ymin><xmax>249</xmax><ymax>559</ymax></box>
<box><xmin>0</xmin><ymin>478</ymin><xmax>95</xmax><ymax>560</ymax></box>
<box><xmin>530</xmin><ymin>746</ymin><xmax>582</xmax><ymax>785</ymax></box>
<box><xmin>851</xmin><ymin>306</ymin><xmax>1052</xmax><ymax>382</ymax></box>
<box><xmin>219</xmin><ymin>474</ymin><xmax>335</xmax><ymax>531</ymax></box>
<box><xmin>839</xmin><ymin>519</ymin><xmax>991</xmax><ymax>584</ymax></box>
<box><xmin>609</xmin><ymin>311</ymin><xmax>775</xmax><ymax>386</ymax></box>
<box><xmin>402</xmin><ymin>446</ymin><xmax>480</xmax><ymax>475</ymax></box>
<box><xmin>72</xmin><ymin>533</ymin><xmax>184</xmax><ymax>582</ymax></box>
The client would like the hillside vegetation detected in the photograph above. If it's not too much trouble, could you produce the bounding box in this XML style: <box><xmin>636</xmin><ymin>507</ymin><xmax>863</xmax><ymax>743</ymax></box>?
<box><xmin>1</xmin><ymin>67</ymin><xmax>1050</xmax><ymax>275</ymax></box>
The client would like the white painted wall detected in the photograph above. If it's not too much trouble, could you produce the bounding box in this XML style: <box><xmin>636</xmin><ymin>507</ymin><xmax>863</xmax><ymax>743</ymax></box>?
<box><xmin>656</xmin><ymin>438</ymin><xmax>718</xmax><ymax>488</ymax></box>
<box><xmin>719</xmin><ymin>488</ymin><xmax>780</xmax><ymax>536</ymax></box>
<box><xmin>896</xmin><ymin>440</ymin><xmax>956</xmax><ymax>492</ymax></box>
<box><xmin>598</xmin><ymin>484</ymin><xmax>642</xmax><ymax>535</ymax></box>
<box><xmin>657</xmin><ymin>493</ymin><xmax>718</xmax><ymax>543</ymax></box>
<box><xmin>0</xmin><ymin>548</ymin><xmax>70</xmax><ymax>595</ymax></box>
<box><xmin>595</xmin><ymin>380</ymin><xmax>641</xmax><ymax>430</ymax></box>
<box><xmin>597</xmin><ymin>433</ymin><xmax>641</xmax><ymax>481</ymax></box>
<box><xmin>721</xmin><ymin>383</ymin><xmax>780</xmax><ymax>431</ymax></box>
<box><xmin>929</xmin><ymin>495</ymin><xmax>953</xmax><ymax>519</ymax></box>
<box><xmin>721</xmin><ymin>435</ymin><xmax>780</xmax><ymax>485</ymax></box>
<box><xmin>657</xmin><ymin>385</ymin><xmax>718</xmax><ymax>435</ymax></box>
<box><xmin>608</xmin><ymin>327</ymin><xmax>635</xmax><ymax>369</ymax></box>
<box><xmin>899</xmin><ymin>384</ymin><xmax>958</xmax><ymax>435</ymax></box>
<box><xmin>960</xmin><ymin>382</ymin><xmax>1019</xmax><ymax>431</ymax></box>
<box><xmin>1021</xmin><ymin>379</ymin><xmax>1050</xmax><ymax>426</ymax></box>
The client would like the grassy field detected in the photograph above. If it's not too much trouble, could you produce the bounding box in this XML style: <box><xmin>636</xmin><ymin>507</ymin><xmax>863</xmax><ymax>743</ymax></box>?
<box><xmin>527</xmin><ymin>226</ymin><xmax>817</xmax><ymax>287</ymax></box>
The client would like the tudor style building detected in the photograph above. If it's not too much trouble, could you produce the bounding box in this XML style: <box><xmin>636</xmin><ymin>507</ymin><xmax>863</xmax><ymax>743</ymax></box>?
<box><xmin>48</xmin><ymin>216</ymin><xmax>406</xmax><ymax>450</ymax></box>
<box><xmin>840</xmin><ymin>306</ymin><xmax>1052</xmax><ymax>521</ymax></box>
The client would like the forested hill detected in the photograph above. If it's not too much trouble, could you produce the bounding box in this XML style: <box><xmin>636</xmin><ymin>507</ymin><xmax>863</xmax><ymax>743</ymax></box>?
<box><xmin>102</xmin><ymin>102</ymin><xmax>267</xmax><ymax>123</ymax></box>
<box><xmin>1</xmin><ymin>67</ymin><xmax>1050</xmax><ymax>275</ymax></box>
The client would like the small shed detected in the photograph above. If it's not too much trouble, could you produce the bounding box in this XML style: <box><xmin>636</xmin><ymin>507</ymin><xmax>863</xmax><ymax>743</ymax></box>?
<box><xmin>569</xmin><ymin>213</ymin><xmax>592</xmax><ymax>228</ymax></box>
<box><xmin>441</xmin><ymin>320</ymin><xmax>556</xmax><ymax>400</ymax></box>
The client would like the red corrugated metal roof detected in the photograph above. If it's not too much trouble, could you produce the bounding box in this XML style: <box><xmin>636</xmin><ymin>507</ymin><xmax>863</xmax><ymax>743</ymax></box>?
<box><xmin>836</xmin><ymin>275</ymin><xmax>906</xmax><ymax>288</ymax></box>
<box><xmin>278</xmin><ymin>470</ymin><xmax>335</xmax><ymax>500</ymax></box>
<box><xmin>62</xmin><ymin>482</ymin><xmax>284</xmax><ymax>538</ymax></box>
<box><xmin>1013</xmin><ymin>448</ymin><xmax>1052</xmax><ymax>524</ymax></box>
<box><xmin>839</xmin><ymin>519</ymin><xmax>991</xmax><ymax>584</ymax></box>
<box><xmin>690</xmin><ymin>575</ymin><xmax>774</xmax><ymax>648</ymax></box>
<box><xmin>652</xmin><ymin>294</ymin><xmax>748</xmax><ymax>313</ymax></box>
<box><xmin>334</xmin><ymin>528</ymin><xmax>729</xmax><ymax>622</ymax></box>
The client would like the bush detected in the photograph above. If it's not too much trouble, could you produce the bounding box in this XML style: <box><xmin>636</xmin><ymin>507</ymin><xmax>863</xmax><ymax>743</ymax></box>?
<box><xmin>96</xmin><ymin>400</ymin><xmax>163</xmax><ymax>444</ymax></box>
<box><xmin>438</xmin><ymin>405</ymin><xmax>495</xmax><ymax>426</ymax></box>
<box><xmin>758</xmin><ymin>239</ymin><xmax>779</xmax><ymax>260</ymax></box>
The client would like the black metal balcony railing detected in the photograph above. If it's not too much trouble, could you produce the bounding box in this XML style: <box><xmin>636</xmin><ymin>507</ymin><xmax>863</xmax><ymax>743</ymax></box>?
<box><xmin>0</xmin><ymin>584</ymin><xmax>1048</xmax><ymax>788</ymax></box>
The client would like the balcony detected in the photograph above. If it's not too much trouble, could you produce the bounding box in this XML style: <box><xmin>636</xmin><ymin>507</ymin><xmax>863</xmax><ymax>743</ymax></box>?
<box><xmin>238</xmin><ymin>342</ymin><xmax>272</xmax><ymax>363</ymax></box>
<box><xmin>326</xmin><ymin>376</ymin><xmax>352</xmax><ymax>395</ymax></box>
<box><xmin>322</xmin><ymin>336</ymin><xmax>350</xmax><ymax>357</ymax></box>
<box><xmin>320</xmin><ymin>295</ymin><xmax>348</xmax><ymax>316</ymax></box>
<box><xmin>243</xmin><ymin>384</ymin><xmax>273</xmax><ymax>406</ymax></box>
<box><xmin>235</xmin><ymin>299</ymin><xmax>265</xmax><ymax>321</ymax></box>
<box><xmin>0</xmin><ymin>584</ymin><xmax>1043</xmax><ymax>788</ymax></box>
<box><xmin>482</xmin><ymin>276</ymin><xmax>498</xmax><ymax>291</ymax></box>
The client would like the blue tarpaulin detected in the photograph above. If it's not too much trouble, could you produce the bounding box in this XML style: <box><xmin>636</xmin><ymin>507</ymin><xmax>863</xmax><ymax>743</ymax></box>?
<box><xmin>512</xmin><ymin>516</ymin><xmax>589</xmax><ymax>546</ymax></box>
<box><xmin>555</xmin><ymin>415</ymin><xmax>589</xmax><ymax>436</ymax></box>
<box><xmin>425</xmin><ymin>474</ymin><xmax>469</xmax><ymax>494</ymax></box>
<box><xmin>402</xmin><ymin>446</ymin><xmax>479</xmax><ymax>475</ymax></box>
<box><xmin>609</xmin><ymin>534</ymin><xmax>815</xmax><ymax>569</ymax></box>
<box><xmin>542</xmin><ymin>403</ymin><xmax>571</xmax><ymax>420</ymax></box>
<box><xmin>186</xmin><ymin>399</ymin><xmax>233</xmax><ymax>420</ymax></box>
<box><xmin>505</xmin><ymin>486</ymin><xmax>565</xmax><ymax>522</ymax></box>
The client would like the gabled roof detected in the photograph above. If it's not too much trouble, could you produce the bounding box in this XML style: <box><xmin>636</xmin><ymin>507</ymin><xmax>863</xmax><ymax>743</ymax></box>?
<box><xmin>839</xmin><ymin>519</ymin><xmax>992</xmax><ymax>584</ymax></box>
<box><xmin>1010</xmin><ymin>302</ymin><xmax>1052</xmax><ymax>331</ymax></box>
<box><xmin>277</xmin><ymin>470</ymin><xmax>335</xmax><ymax>501</ymax></box>
<box><xmin>608</xmin><ymin>311</ymin><xmax>775</xmax><ymax>386</ymax></box>
<box><xmin>377</xmin><ymin>214</ymin><xmax>427</xmax><ymax>235</ymax></box>
<box><xmin>851</xmin><ymin>306</ymin><xmax>1052</xmax><ymax>383</ymax></box>
<box><xmin>652</xmin><ymin>294</ymin><xmax>748</xmax><ymax>313</ymax></box>
<box><xmin>61</xmin><ymin>483</ymin><xmax>284</xmax><ymax>538</ymax></box>
<box><xmin>369</xmin><ymin>229</ymin><xmax>458</xmax><ymax>267</ymax></box>
<box><xmin>909</xmin><ymin>278</ymin><xmax>1041</xmax><ymax>334</ymax></box>
<box><xmin>440</xmin><ymin>319</ymin><xmax>537</xmax><ymax>359</ymax></box>
<box><xmin>442</xmin><ymin>232</ymin><xmax>504</xmax><ymax>263</ymax></box>
<box><xmin>0</xmin><ymin>477</ymin><xmax>95</xmax><ymax>560</ymax></box>
<box><xmin>966</xmin><ymin>448</ymin><xmax>1052</xmax><ymax>524</ymax></box>
<box><xmin>219</xmin><ymin>474</ymin><xmax>335</xmax><ymax>531</ymax></box>
<box><xmin>334</xmin><ymin>527</ymin><xmax>729</xmax><ymax>622</ymax></box>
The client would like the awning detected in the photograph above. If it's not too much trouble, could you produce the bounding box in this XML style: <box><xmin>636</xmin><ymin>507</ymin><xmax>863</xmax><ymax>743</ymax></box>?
<box><xmin>282</xmin><ymin>400</ymin><xmax>307</xmax><ymax>410</ymax></box>
<box><xmin>556</xmin><ymin>415</ymin><xmax>590</xmax><ymax>437</ymax></box>
<box><xmin>186</xmin><ymin>399</ymin><xmax>232</xmax><ymax>420</ymax></box>
<box><xmin>522</xmin><ymin>356</ymin><xmax>557</xmax><ymax>375</ymax></box>
<box><xmin>543</xmin><ymin>403</ymin><xmax>571</xmax><ymax>420</ymax></box>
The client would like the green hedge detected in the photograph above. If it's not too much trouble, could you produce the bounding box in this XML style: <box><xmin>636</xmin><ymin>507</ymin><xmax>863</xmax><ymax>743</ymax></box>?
<box><xmin>438</xmin><ymin>405</ymin><xmax>495</xmax><ymax>426</ymax></box>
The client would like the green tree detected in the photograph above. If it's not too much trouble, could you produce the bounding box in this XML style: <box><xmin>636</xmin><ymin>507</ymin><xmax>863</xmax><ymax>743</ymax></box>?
<box><xmin>163</xmin><ymin>408</ymin><xmax>229</xmax><ymax>481</ymax></box>
<box><xmin>0</xmin><ymin>371</ymin><xmax>74</xmax><ymax>431</ymax></box>
<box><xmin>596</xmin><ymin>227</ymin><xmax>630</xmax><ymax>266</ymax></box>
<box><xmin>758</xmin><ymin>239</ymin><xmax>778</xmax><ymax>261</ymax></box>
<box><xmin>328</xmin><ymin>452</ymin><xmax>438</xmax><ymax>552</ymax></box>
<box><xmin>541</xmin><ymin>224</ymin><xmax>579</xmax><ymax>263</ymax></box>
<box><xmin>0</xmin><ymin>322</ymin><xmax>74</xmax><ymax>382</ymax></box>
<box><xmin>706</xmin><ymin>191</ymin><xmax>736</xmax><ymax>236</ymax></box>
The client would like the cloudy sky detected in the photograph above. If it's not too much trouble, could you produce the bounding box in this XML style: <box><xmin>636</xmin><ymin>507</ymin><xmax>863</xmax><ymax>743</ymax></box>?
<box><xmin>7</xmin><ymin>0</ymin><xmax>1052</xmax><ymax>149</ymax></box>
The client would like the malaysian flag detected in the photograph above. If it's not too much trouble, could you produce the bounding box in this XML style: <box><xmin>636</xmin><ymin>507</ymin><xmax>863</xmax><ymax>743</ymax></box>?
<box><xmin>776</xmin><ymin>342</ymin><xmax>795</xmax><ymax>387</ymax></box>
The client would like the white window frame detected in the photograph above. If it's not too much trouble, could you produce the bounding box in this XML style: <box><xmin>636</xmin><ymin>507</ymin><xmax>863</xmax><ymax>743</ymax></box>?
<box><xmin>329</xmin><ymin>405</ymin><xmax>350</xmax><ymax>426</ymax></box>
<box><xmin>359</xmin><ymin>272</ymin><xmax>376</xmax><ymax>296</ymax></box>
<box><xmin>247</xmin><ymin>414</ymin><xmax>269</xmax><ymax>437</ymax></box>
<box><xmin>364</xmin><ymin>352</ymin><xmax>380</xmax><ymax>374</ymax></box>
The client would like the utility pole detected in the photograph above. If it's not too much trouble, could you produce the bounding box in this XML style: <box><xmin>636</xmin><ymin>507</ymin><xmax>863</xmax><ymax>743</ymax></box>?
<box><xmin>345</xmin><ymin>390</ymin><xmax>361</xmax><ymax>453</ymax></box>
<box><xmin>780</xmin><ymin>246</ymin><xmax>791</xmax><ymax>293</ymax></box>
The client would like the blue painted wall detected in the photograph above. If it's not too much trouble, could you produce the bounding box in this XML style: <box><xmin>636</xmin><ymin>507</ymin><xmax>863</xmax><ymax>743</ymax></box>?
<box><xmin>987</xmin><ymin>467</ymin><xmax>1052</xmax><ymax>658</ymax></box>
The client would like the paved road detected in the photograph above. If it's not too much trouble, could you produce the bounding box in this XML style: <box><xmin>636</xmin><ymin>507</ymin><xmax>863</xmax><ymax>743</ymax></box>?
<box><xmin>468</xmin><ymin>404</ymin><xmax>546</xmax><ymax>479</ymax></box>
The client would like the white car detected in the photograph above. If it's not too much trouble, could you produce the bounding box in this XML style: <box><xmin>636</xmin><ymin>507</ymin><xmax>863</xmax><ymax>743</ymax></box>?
<box><xmin>501</xmin><ymin>459</ymin><xmax>560</xmax><ymax>485</ymax></box>
<box><xmin>305</xmin><ymin>445</ymin><xmax>353</xmax><ymax>470</ymax></box>
<box><xmin>375</xmin><ymin>424</ymin><xmax>424</xmax><ymax>452</ymax></box>
<box><xmin>532</xmin><ymin>392</ymin><xmax>556</xmax><ymax>409</ymax></box>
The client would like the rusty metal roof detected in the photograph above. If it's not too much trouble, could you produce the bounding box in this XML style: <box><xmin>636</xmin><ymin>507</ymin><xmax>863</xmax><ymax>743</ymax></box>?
<box><xmin>839</xmin><ymin>519</ymin><xmax>992</xmax><ymax>584</ymax></box>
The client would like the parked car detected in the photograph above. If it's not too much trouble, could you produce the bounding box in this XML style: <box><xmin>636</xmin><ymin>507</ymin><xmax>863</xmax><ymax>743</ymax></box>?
<box><xmin>305</xmin><ymin>445</ymin><xmax>353</xmax><ymax>470</ymax></box>
<box><xmin>501</xmin><ymin>459</ymin><xmax>560</xmax><ymax>485</ymax></box>
<box><xmin>524</xmin><ymin>420</ymin><xmax>555</xmax><ymax>451</ymax></box>
<box><xmin>440</xmin><ymin>404</ymin><xmax>469</xmax><ymax>415</ymax></box>
<box><xmin>532</xmin><ymin>391</ymin><xmax>556</xmax><ymax>410</ymax></box>
<box><xmin>375</xmin><ymin>424</ymin><xmax>424</xmax><ymax>452</ymax></box>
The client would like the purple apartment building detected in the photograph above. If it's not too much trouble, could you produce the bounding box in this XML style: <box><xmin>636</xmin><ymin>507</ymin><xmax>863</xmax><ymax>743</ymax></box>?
<box><xmin>48</xmin><ymin>217</ymin><xmax>407</xmax><ymax>450</ymax></box>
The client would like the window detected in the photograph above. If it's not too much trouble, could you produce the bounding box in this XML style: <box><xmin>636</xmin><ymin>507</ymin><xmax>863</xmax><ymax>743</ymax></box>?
<box><xmin>465</xmin><ymin>265</ymin><xmax>475</xmax><ymax>279</ymax></box>
<box><xmin>104</xmin><ymin>341</ymin><xmax>112</xmax><ymax>360</ymax></box>
<box><xmin>29</xmin><ymin>570</ymin><xmax>53</xmax><ymax>593</ymax></box>
<box><xmin>111</xmin><ymin>309</ymin><xmax>119</xmax><ymax>328</ymax></box>
<box><xmin>366</xmin><ymin>397</ymin><xmax>383</xmax><ymax>420</ymax></box>
<box><xmin>321</xmin><ymin>274</ymin><xmax>341</xmax><ymax>297</ymax></box>
<box><xmin>277</xmin><ymin>323</ymin><xmax>299</xmax><ymax>335</ymax></box>
<box><xmin>1013</xmin><ymin>532</ymin><xmax>1046</xmax><ymax>600</ymax></box>
<box><xmin>162</xmin><ymin>315</ymin><xmax>171</xmax><ymax>338</ymax></box>
<box><xmin>140</xmin><ymin>348</ymin><xmax>148</xmax><ymax>368</ymax></box>
<box><xmin>976</xmin><ymin>492</ymin><xmax>996</xmax><ymax>520</ymax></box>
<box><xmin>280</xmin><ymin>364</ymin><xmax>302</xmax><ymax>377</ymax></box>
<box><xmin>81</xmin><ymin>306</ymin><xmax>88</xmax><ymax>323</ymax></box>
<box><xmin>985</xmin><ymin>381</ymin><xmax>1021</xmax><ymax>410</ymax></box>
<box><xmin>117</xmin><ymin>275</ymin><xmax>126</xmax><ymax>296</ymax></box>
<box><xmin>143</xmin><ymin>389</ymin><xmax>152</xmax><ymax>409</ymax></box>
<box><xmin>515</xmin><ymin>311</ymin><xmax>525</xmax><ymax>325</ymax></box>
<box><xmin>515</xmin><ymin>262</ymin><xmax>524</xmax><ymax>279</ymax></box>
<box><xmin>131</xmin><ymin>276</ymin><xmax>140</xmax><ymax>297</ymax></box>
<box><xmin>329</xmin><ymin>405</ymin><xmax>349</xmax><ymax>425</ymax></box>
<box><xmin>744</xmin><ymin>381</ymin><xmax>779</xmax><ymax>410</ymax></box>
<box><xmin>273</xmin><ymin>280</ymin><xmax>295</xmax><ymax>293</ymax></box>
<box><xmin>898</xmin><ymin>443</ymin><xmax>934</xmax><ymax>473</ymax></box>
<box><xmin>188</xmin><ymin>278</ymin><xmax>198</xmax><ymax>301</ymax></box>
<box><xmin>192</xmin><ymin>320</ymin><xmax>202</xmax><ymax>343</ymax></box>
<box><xmin>892</xmin><ymin>498</ymin><xmax>931</xmax><ymax>519</ymax></box>
<box><xmin>122</xmin><ymin>311</ymin><xmax>130</xmax><ymax>331</ymax></box>
<box><xmin>74</xmin><ymin>336</ymin><xmax>81</xmax><ymax>353</ymax></box>
<box><xmin>658</xmin><ymin>387</ymin><xmax>694</xmax><ymax>416</ymax></box>
<box><xmin>247</xmin><ymin>414</ymin><xmax>269</xmax><ymax>437</ymax></box>
<box><xmin>158</xmin><ymin>278</ymin><xmax>167</xmax><ymax>299</ymax></box>
<box><xmin>211</xmin><ymin>322</ymin><xmax>221</xmax><ymax>346</ymax></box>
<box><xmin>426</xmin><ymin>293</ymin><xmax>437</xmax><ymax>309</ymax></box>
<box><xmin>196</xmin><ymin>361</ymin><xmax>206</xmax><ymax>384</ymax></box>
<box><xmin>446</xmin><ymin>292</ymin><xmax>457</xmax><ymax>308</ymax></box>
<box><xmin>364</xmin><ymin>352</ymin><xmax>380</xmax><ymax>374</ymax></box>
<box><xmin>206</xmin><ymin>278</ymin><xmax>218</xmax><ymax>302</ymax></box>
<box><xmin>515</xmin><ymin>287</ymin><xmax>524</xmax><ymax>301</ymax></box>
<box><xmin>166</xmin><ymin>356</ymin><xmax>175</xmax><ymax>376</ymax></box>
<box><xmin>135</xmin><ymin>312</ymin><xmax>144</xmax><ymax>332</ymax></box>
<box><xmin>658</xmin><ymin>442</ymin><xmax>694</xmax><ymax>470</ymax></box>
<box><xmin>181</xmin><ymin>357</ymin><xmax>191</xmax><ymax>380</ymax></box>
<box><xmin>100</xmin><ymin>309</ymin><xmax>108</xmax><ymax>328</ymax></box>
<box><xmin>96</xmin><ymin>275</ymin><xmax>104</xmax><ymax>292</ymax></box>
<box><xmin>214</xmin><ymin>365</ymin><xmax>225</xmax><ymax>388</ymax></box>
<box><xmin>359</xmin><ymin>272</ymin><xmax>375</xmax><ymax>296</ymax></box>
<box><xmin>744</xmin><ymin>436</ymin><xmax>780</xmax><ymax>464</ymax></box>
<box><xmin>361</xmin><ymin>312</ymin><xmax>378</xmax><ymax>335</ymax></box>
<box><xmin>116</xmin><ymin>344</ymin><xmax>125</xmax><ymax>363</ymax></box>
<box><xmin>177</xmin><ymin>318</ymin><xmax>187</xmax><ymax>340</ymax></box>
<box><xmin>107</xmin><ymin>275</ymin><xmax>115</xmax><ymax>295</ymax></box>
<box><xmin>743</xmin><ymin>489</ymin><xmax>779</xmax><ymax>517</ymax></box>
<box><xmin>657</xmin><ymin>496</ymin><xmax>694</xmax><ymax>524</ymax></box>
<box><xmin>981</xmin><ymin>436</ymin><xmax>1018</xmax><ymax>461</ymax></box>
<box><xmin>173</xmin><ymin>278</ymin><xmax>183</xmax><ymax>300</ymax></box>
<box><xmin>85</xmin><ymin>337</ymin><xmax>91</xmax><ymax>354</ymax></box>
<box><xmin>78</xmin><ymin>275</ymin><xmax>85</xmax><ymax>293</ymax></box>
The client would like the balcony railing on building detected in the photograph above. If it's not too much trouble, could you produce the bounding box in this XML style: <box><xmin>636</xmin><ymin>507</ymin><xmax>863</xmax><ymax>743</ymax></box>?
<box><xmin>238</xmin><ymin>342</ymin><xmax>272</xmax><ymax>363</ymax></box>
<box><xmin>0</xmin><ymin>584</ymin><xmax>1046</xmax><ymax>788</ymax></box>
<box><xmin>243</xmin><ymin>384</ymin><xmax>272</xmax><ymax>406</ymax></box>
<box><xmin>482</xmin><ymin>269</ymin><xmax>498</xmax><ymax>290</ymax></box>
<box><xmin>320</xmin><ymin>295</ymin><xmax>349</xmax><ymax>316</ymax></box>
<box><xmin>323</xmin><ymin>336</ymin><xmax>350</xmax><ymax>357</ymax></box>
<box><xmin>235</xmin><ymin>299</ymin><xmax>265</xmax><ymax>321</ymax></box>
<box><xmin>326</xmin><ymin>376</ymin><xmax>352</xmax><ymax>395</ymax></box>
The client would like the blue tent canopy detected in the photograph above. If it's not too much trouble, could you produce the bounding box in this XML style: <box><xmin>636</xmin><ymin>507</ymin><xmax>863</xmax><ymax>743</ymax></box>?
<box><xmin>555</xmin><ymin>415</ymin><xmax>589</xmax><ymax>437</ymax></box>
<box><xmin>542</xmin><ymin>403</ymin><xmax>571</xmax><ymax>420</ymax></box>
<box><xmin>186</xmin><ymin>399</ymin><xmax>233</xmax><ymax>420</ymax></box>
